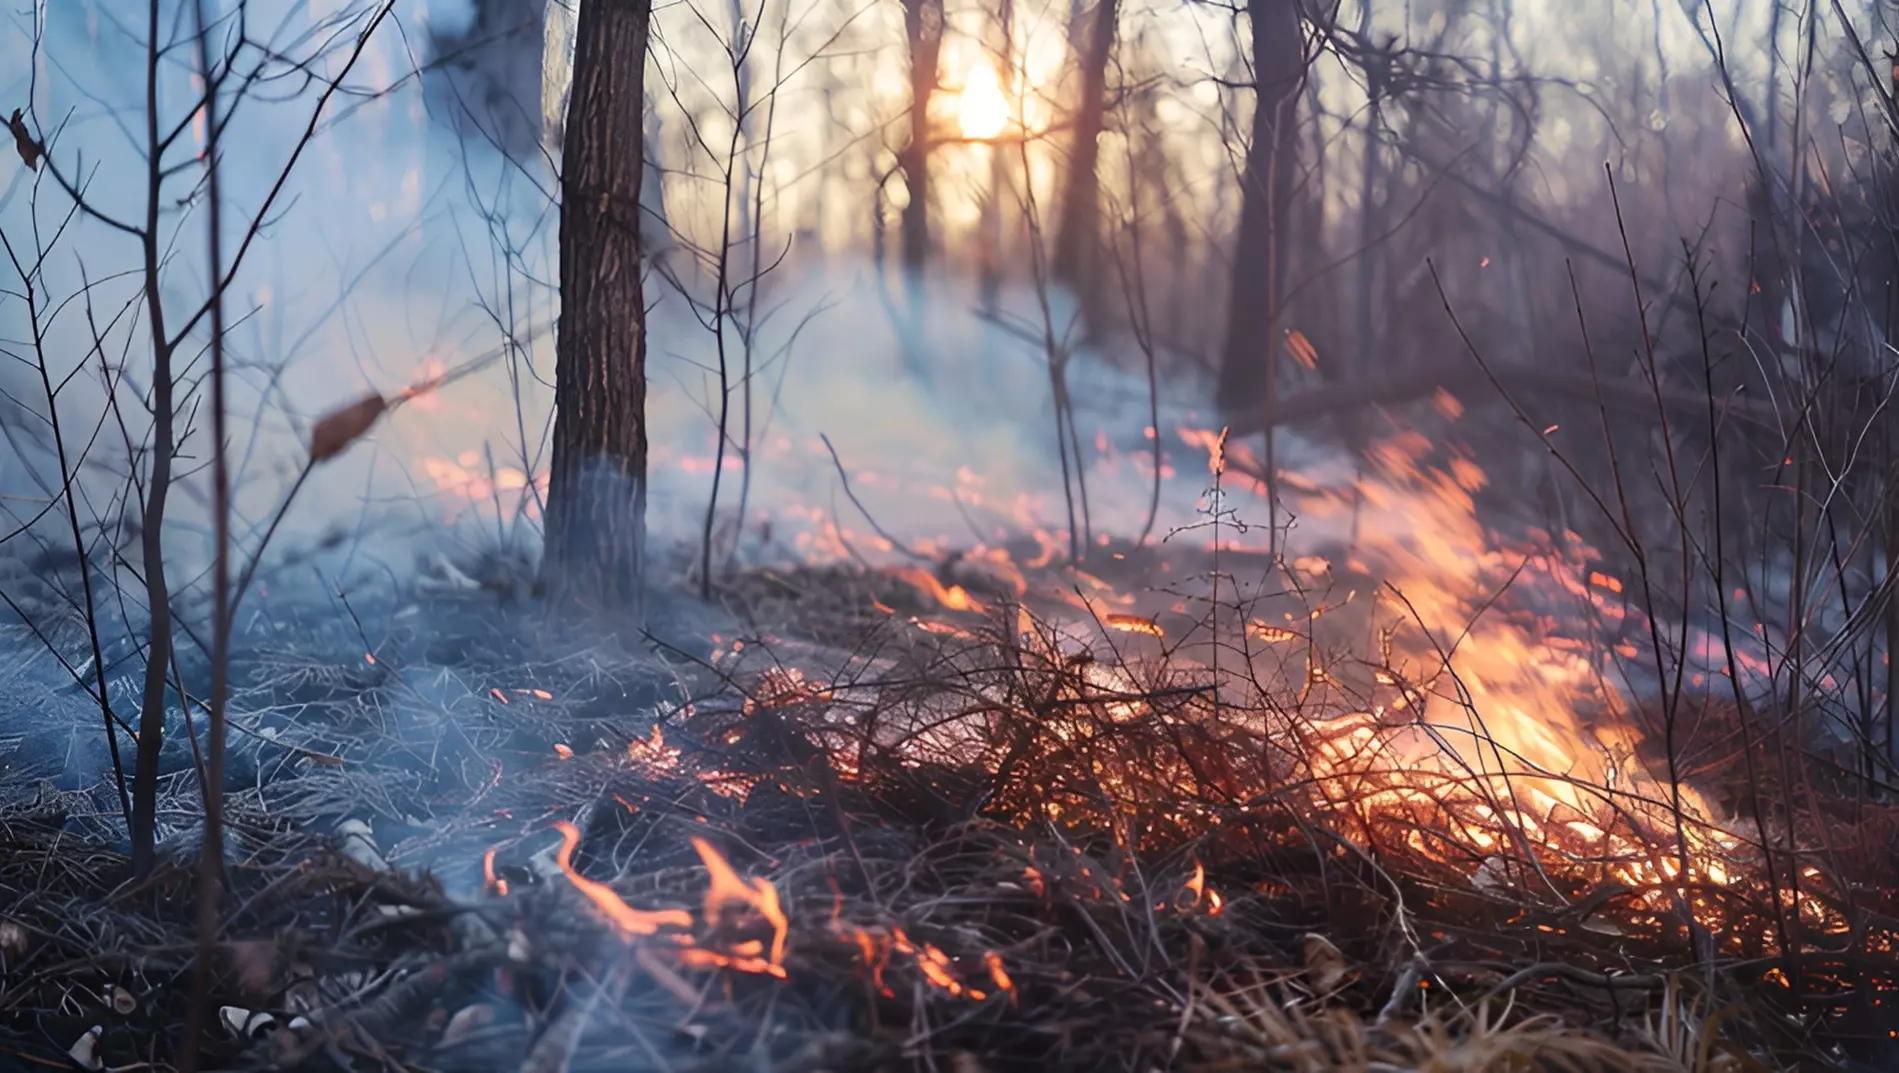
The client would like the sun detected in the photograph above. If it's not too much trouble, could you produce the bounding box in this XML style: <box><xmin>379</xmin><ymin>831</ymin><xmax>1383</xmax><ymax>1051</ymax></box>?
<box><xmin>955</xmin><ymin>61</ymin><xmax>1010</xmax><ymax>141</ymax></box>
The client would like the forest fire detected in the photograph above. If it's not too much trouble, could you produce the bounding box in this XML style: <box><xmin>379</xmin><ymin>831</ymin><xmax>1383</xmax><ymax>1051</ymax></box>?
<box><xmin>12</xmin><ymin>0</ymin><xmax>1899</xmax><ymax>1066</ymax></box>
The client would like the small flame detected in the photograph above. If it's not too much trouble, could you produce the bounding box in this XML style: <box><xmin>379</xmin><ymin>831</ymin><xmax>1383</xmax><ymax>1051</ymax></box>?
<box><xmin>482</xmin><ymin>846</ymin><xmax>508</xmax><ymax>897</ymax></box>
<box><xmin>553</xmin><ymin>743</ymin><xmax>574</xmax><ymax>760</ymax></box>
<box><xmin>1183</xmin><ymin>859</ymin><xmax>1222</xmax><ymax>914</ymax></box>
<box><xmin>551</xmin><ymin>821</ymin><xmax>693</xmax><ymax>938</ymax></box>
<box><xmin>1103</xmin><ymin>613</ymin><xmax>1163</xmax><ymax>638</ymax></box>
<box><xmin>894</xmin><ymin>567</ymin><xmax>986</xmax><ymax>613</ymax></box>
<box><xmin>690</xmin><ymin>837</ymin><xmax>789</xmax><ymax>976</ymax></box>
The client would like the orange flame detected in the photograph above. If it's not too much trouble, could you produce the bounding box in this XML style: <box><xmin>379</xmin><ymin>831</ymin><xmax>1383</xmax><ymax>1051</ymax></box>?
<box><xmin>690</xmin><ymin>837</ymin><xmax>789</xmax><ymax>976</ymax></box>
<box><xmin>551</xmin><ymin>821</ymin><xmax>692</xmax><ymax>938</ymax></box>
<box><xmin>1247</xmin><ymin>620</ymin><xmax>1299</xmax><ymax>643</ymax></box>
<box><xmin>1183</xmin><ymin>859</ymin><xmax>1222</xmax><ymax>913</ymax></box>
<box><xmin>1103</xmin><ymin>614</ymin><xmax>1164</xmax><ymax>638</ymax></box>
<box><xmin>894</xmin><ymin>567</ymin><xmax>986</xmax><ymax>613</ymax></box>
<box><xmin>482</xmin><ymin>846</ymin><xmax>508</xmax><ymax>896</ymax></box>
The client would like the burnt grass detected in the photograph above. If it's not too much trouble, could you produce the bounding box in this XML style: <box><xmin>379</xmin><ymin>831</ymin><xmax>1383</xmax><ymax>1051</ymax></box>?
<box><xmin>0</xmin><ymin>546</ymin><xmax>1895</xmax><ymax>1072</ymax></box>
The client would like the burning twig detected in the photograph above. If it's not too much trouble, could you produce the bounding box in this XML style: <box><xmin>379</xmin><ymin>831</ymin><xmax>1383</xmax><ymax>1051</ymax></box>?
<box><xmin>306</xmin><ymin>331</ymin><xmax>540</xmax><ymax>465</ymax></box>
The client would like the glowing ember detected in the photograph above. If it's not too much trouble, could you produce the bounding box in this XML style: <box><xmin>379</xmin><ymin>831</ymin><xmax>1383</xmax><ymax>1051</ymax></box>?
<box><xmin>742</xmin><ymin>667</ymin><xmax>831</xmax><ymax>714</ymax></box>
<box><xmin>627</xmin><ymin>726</ymin><xmax>682</xmax><ymax>773</ymax></box>
<box><xmin>984</xmin><ymin>952</ymin><xmax>1015</xmax><ymax>1001</ymax></box>
<box><xmin>1245</xmin><ymin>615</ymin><xmax>1306</xmax><ymax>641</ymax></box>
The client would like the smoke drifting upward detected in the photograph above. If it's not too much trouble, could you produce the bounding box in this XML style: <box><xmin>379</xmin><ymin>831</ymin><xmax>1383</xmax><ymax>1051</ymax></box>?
<box><xmin>0</xmin><ymin>0</ymin><xmax>1888</xmax><ymax>819</ymax></box>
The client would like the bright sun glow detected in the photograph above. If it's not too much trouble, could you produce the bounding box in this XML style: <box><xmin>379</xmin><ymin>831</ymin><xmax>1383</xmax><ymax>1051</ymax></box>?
<box><xmin>956</xmin><ymin>62</ymin><xmax>1010</xmax><ymax>141</ymax></box>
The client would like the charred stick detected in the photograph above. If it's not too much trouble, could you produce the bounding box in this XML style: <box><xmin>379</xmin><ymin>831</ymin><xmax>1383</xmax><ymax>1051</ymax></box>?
<box><xmin>819</xmin><ymin>434</ymin><xmax>930</xmax><ymax>564</ymax></box>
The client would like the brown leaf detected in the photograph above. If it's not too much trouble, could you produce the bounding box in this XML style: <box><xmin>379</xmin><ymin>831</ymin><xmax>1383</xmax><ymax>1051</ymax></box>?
<box><xmin>308</xmin><ymin>393</ymin><xmax>387</xmax><ymax>463</ymax></box>
<box><xmin>9</xmin><ymin>110</ymin><xmax>40</xmax><ymax>171</ymax></box>
<box><xmin>1300</xmin><ymin>932</ymin><xmax>1348</xmax><ymax>992</ymax></box>
<box><xmin>1284</xmin><ymin>329</ymin><xmax>1319</xmax><ymax>371</ymax></box>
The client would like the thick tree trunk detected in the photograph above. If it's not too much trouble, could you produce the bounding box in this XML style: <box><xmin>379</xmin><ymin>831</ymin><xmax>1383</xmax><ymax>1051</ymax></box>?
<box><xmin>899</xmin><ymin>0</ymin><xmax>943</xmax><ymax>275</ymax></box>
<box><xmin>1051</xmin><ymin>0</ymin><xmax>1117</xmax><ymax>327</ymax></box>
<box><xmin>1216</xmin><ymin>0</ymin><xmax>1303</xmax><ymax>408</ymax></box>
<box><xmin>541</xmin><ymin>0</ymin><xmax>653</xmax><ymax>614</ymax></box>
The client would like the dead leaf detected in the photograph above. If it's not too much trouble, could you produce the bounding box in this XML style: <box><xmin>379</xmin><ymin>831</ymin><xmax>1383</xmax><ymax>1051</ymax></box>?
<box><xmin>9</xmin><ymin>110</ymin><xmax>41</xmax><ymax>172</ymax></box>
<box><xmin>1284</xmin><ymin>329</ymin><xmax>1319</xmax><ymax>370</ymax></box>
<box><xmin>1301</xmin><ymin>933</ymin><xmax>1348</xmax><ymax>992</ymax></box>
<box><xmin>440</xmin><ymin>1004</ymin><xmax>496</xmax><ymax>1046</ymax></box>
<box><xmin>104</xmin><ymin>984</ymin><xmax>137</xmax><ymax>1015</ymax></box>
<box><xmin>308</xmin><ymin>393</ymin><xmax>387</xmax><ymax>463</ymax></box>
<box><xmin>68</xmin><ymin>1026</ymin><xmax>102</xmax><ymax>1071</ymax></box>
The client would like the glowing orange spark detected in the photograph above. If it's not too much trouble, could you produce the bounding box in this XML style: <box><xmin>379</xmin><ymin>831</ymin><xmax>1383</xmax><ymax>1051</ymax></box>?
<box><xmin>553</xmin><ymin>744</ymin><xmax>574</xmax><ymax>760</ymax></box>
<box><xmin>551</xmin><ymin>821</ymin><xmax>692</xmax><ymax>938</ymax></box>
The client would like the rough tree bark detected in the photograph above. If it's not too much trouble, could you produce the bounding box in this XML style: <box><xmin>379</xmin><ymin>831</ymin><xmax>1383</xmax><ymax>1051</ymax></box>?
<box><xmin>1216</xmin><ymin>0</ymin><xmax>1303</xmax><ymax>408</ymax></box>
<box><xmin>1050</xmin><ymin>0</ymin><xmax>1117</xmax><ymax>329</ymax></box>
<box><xmin>540</xmin><ymin>0</ymin><xmax>654</xmax><ymax>615</ymax></box>
<box><xmin>899</xmin><ymin>0</ymin><xmax>944</xmax><ymax>275</ymax></box>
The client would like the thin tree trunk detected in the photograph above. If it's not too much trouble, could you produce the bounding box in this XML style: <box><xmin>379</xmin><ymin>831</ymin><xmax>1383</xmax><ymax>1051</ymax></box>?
<box><xmin>900</xmin><ymin>0</ymin><xmax>943</xmax><ymax>276</ymax></box>
<box><xmin>1216</xmin><ymin>0</ymin><xmax>1302</xmax><ymax>409</ymax></box>
<box><xmin>131</xmin><ymin>0</ymin><xmax>176</xmax><ymax>878</ymax></box>
<box><xmin>541</xmin><ymin>0</ymin><xmax>654</xmax><ymax>615</ymax></box>
<box><xmin>979</xmin><ymin>0</ymin><xmax>1014</xmax><ymax>312</ymax></box>
<box><xmin>1051</xmin><ymin>0</ymin><xmax>1116</xmax><ymax>328</ymax></box>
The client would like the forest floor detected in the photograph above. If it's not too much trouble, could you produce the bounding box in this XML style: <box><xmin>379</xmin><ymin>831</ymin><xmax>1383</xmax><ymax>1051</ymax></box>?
<box><xmin>0</xmin><ymin>547</ymin><xmax>1888</xmax><ymax>1072</ymax></box>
